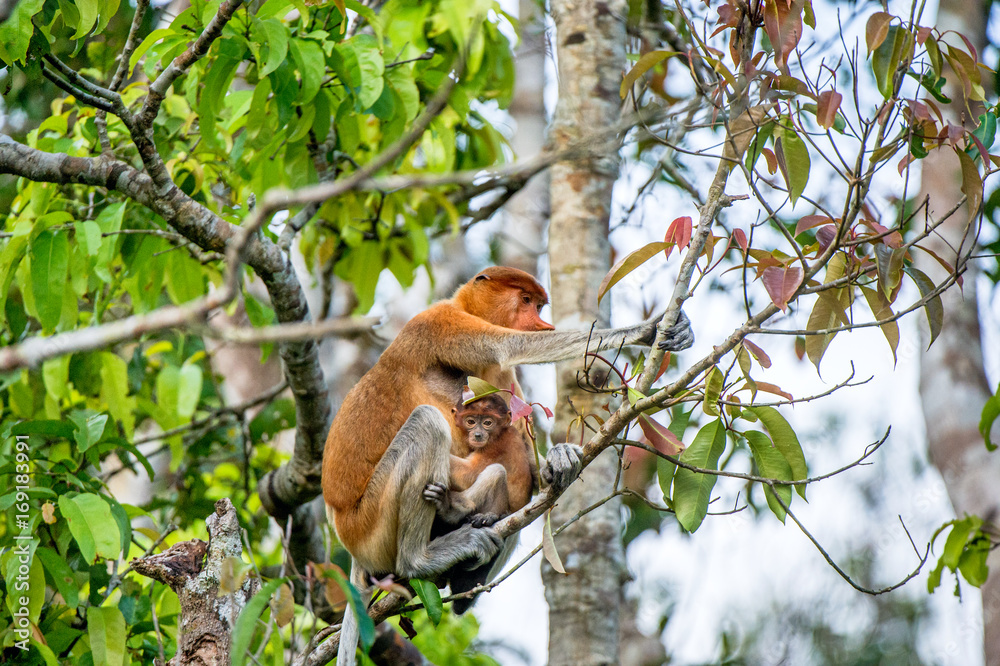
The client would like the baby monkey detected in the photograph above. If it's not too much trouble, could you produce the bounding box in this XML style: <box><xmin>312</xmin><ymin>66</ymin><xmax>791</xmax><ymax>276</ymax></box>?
<box><xmin>423</xmin><ymin>393</ymin><xmax>535</xmax><ymax>527</ymax></box>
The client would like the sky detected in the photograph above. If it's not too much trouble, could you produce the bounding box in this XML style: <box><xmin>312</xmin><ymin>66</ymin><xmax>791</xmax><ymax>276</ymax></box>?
<box><xmin>463</xmin><ymin>0</ymin><xmax>998</xmax><ymax>663</ymax></box>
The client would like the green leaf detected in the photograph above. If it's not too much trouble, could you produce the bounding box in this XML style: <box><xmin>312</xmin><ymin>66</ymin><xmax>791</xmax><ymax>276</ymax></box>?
<box><xmin>30</xmin><ymin>230</ymin><xmax>69</xmax><ymax>333</ymax></box>
<box><xmin>329</xmin><ymin>570</ymin><xmax>376</xmax><ymax>653</ymax></box>
<box><xmin>166</xmin><ymin>251</ymin><xmax>205</xmax><ymax>304</ymax></box>
<box><xmin>69</xmin><ymin>411</ymin><xmax>108</xmax><ymax>452</ymax></box>
<box><xmin>860</xmin><ymin>285</ymin><xmax>899</xmax><ymax>363</ymax></box>
<box><xmin>177</xmin><ymin>363</ymin><xmax>204</xmax><ymax>419</ymax></box>
<box><xmin>744</xmin><ymin>430</ymin><xmax>793</xmax><ymax>523</ymax></box>
<box><xmin>289</xmin><ymin>38</ymin><xmax>325</xmax><ymax>104</ymax></box>
<box><xmin>620</xmin><ymin>51</ymin><xmax>679</xmax><ymax>98</ymax></box>
<box><xmin>980</xmin><ymin>384</ymin><xmax>1000</xmax><ymax>451</ymax></box>
<box><xmin>776</xmin><ymin>128</ymin><xmax>810</xmax><ymax>206</ymax></box>
<box><xmin>71</xmin><ymin>0</ymin><xmax>99</xmax><ymax>38</ymax></box>
<box><xmin>253</xmin><ymin>19</ymin><xmax>290</xmax><ymax>77</ymax></box>
<box><xmin>88</xmin><ymin>606</ymin><xmax>126</xmax><ymax>666</ymax></box>
<box><xmin>874</xmin><ymin>243</ymin><xmax>905</xmax><ymax>299</ymax></box>
<box><xmin>902</xmin><ymin>266</ymin><xmax>943</xmax><ymax>348</ymax></box>
<box><xmin>232</xmin><ymin>578</ymin><xmax>286</xmax><ymax>666</ymax></box>
<box><xmin>672</xmin><ymin>419</ymin><xmax>727</xmax><ymax>532</ymax></box>
<box><xmin>745</xmin><ymin>406</ymin><xmax>808</xmax><ymax>498</ymax></box>
<box><xmin>36</xmin><ymin>546</ymin><xmax>80</xmax><ymax>609</ymax></box>
<box><xmin>0</xmin><ymin>0</ymin><xmax>45</xmax><ymax>64</ymax></box>
<box><xmin>3</xmin><ymin>544</ymin><xmax>44</xmax><ymax>622</ymax></box>
<box><xmin>871</xmin><ymin>26</ymin><xmax>912</xmax><ymax>98</ymax></box>
<box><xmin>598</xmin><ymin>242</ymin><xmax>672</xmax><ymax>303</ymax></box>
<box><xmin>942</xmin><ymin>516</ymin><xmax>981</xmax><ymax>569</ymax></box>
<box><xmin>411</xmin><ymin>578</ymin><xmax>444</xmax><ymax>625</ymax></box>
<box><xmin>59</xmin><ymin>494</ymin><xmax>121</xmax><ymax>562</ymax></box>
<box><xmin>703</xmin><ymin>366</ymin><xmax>723</xmax><ymax>416</ymax></box>
<box><xmin>100</xmin><ymin>352</ymin><xmax>136</xmax><ymax>438</ymax></box>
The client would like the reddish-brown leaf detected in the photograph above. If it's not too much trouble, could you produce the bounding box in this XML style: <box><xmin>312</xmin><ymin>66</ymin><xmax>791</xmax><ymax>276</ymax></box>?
<box><xmin>794</xmin><ymin>335</ymin><xmax>806</xmax><ymax>361</ymax></box>
<box><xmin>639</xmin><ymin>413</ymin><xmax>685</xmax><ymax>456</ymax></box>
<box><xmin>754</xmin><ymin>381</ymin><xmax>793</xmax><ymax>401</ymax></box>
<box><xmin>816</xmin><ymin>90</ymin><xmax>842</xmax><ymax>129</ymax></box>
<box><xmin>762</xmin><ymin>147</ymin><xmax>778</xmax><ymax>174</ymax></box>
<box><xmin>957</xmin><ymin>148</ymin><xmax>984</xmax><ymax>223</ymax></box>
<box><xmin>915</xmin><ymin>26</ymin><xmax>931</xmax><ymax>46</ymax></box>
<box><xmin>763</xmin><ymin>0</ymin><xmax>805</xmax><ymax>73</ymax></box>
<box><xmin>865</xmin><ymin>12</ymin><xmax>893</xmax><ymax>55</ymax></box>
<box><xmin>816</xmin><ymin>225</ymin><xmax>837</xmax><ymax>251</ymax></box>
<box><xmin>794</xmin><ymin>214</ymin><xmax>834</xmax><ymax>237</ymax></box>
<box><xmin>743</xmin><ymin>339</ymin><xmax>772</xmax><ymax>368</ymax></box>
<box><xmin>761</xmin><ymin>265</ymin><xmax>803</xmax><ymax>312</ymax></box>
<box><xmin>733</xmin><ymin>228</ymin><xmax>748</xmax><ymax>252</ymax></box>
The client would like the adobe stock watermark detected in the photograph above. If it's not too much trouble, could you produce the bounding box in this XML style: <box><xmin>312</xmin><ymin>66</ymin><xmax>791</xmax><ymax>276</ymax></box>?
<box><xmin>9</xmin><ymin>433</ymin><xmax>34</xmax><ymax>651</ymax></box>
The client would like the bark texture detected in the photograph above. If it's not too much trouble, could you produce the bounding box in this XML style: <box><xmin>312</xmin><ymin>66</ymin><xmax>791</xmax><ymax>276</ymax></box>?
<box><xmin>542</xmin><ymin>2</ymin><xmax>627</xmax><ymax>665</ymax></box>
<box><xmin>132</xmin><ymin>499</ymin><xmax>260</xmax><ymax>666</ymax></box>
<box><xmin>916</xmin><ymin>1</ymin><xmax>1000</xmax><ymax>661</ymax></box>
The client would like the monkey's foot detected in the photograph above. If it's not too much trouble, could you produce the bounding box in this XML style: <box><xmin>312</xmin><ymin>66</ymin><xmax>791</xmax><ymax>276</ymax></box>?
<box><xmin>423</xmin><ymin>482</ymin><xmax>448</xmax><ymax>510</ymax></box>
<box><xmin>467</xmin><ymin>512</ymin><xmax>502</xmax><ymax>528</ymax></box>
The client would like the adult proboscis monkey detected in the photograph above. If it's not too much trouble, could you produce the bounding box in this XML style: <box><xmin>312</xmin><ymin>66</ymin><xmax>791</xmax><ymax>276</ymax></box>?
<box><xmin>323</xmin><ymin>266</ymin><xmax>693</xmax><ymax>664</ymax></box>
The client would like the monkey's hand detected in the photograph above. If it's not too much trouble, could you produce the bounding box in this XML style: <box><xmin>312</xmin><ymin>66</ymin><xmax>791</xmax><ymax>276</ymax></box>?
<box><xmin>657</xmin><ymin>309</ymin><xmax>694</xmax><ymax>352</ymax></box>
<box><xmin>541</xmin><ymin>443</ymin><xmax>584</xmax><ymax>489</ymax></box>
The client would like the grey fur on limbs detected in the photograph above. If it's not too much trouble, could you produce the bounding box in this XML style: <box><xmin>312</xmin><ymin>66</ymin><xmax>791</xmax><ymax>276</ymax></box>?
<box><xmin>383</xmin><ymin>405</ymin><xmax>503</xmax><ymax>579</ymax></box>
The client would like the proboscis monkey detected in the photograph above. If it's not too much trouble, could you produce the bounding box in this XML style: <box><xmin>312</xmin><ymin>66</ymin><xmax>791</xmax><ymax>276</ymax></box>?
<box><xmin>323</xmin><ymin>266</ymin><xmax>693</xmax><ymax>664</ymax></box>
<box><xmin>421</xmin><ymin>392</ymin><xmax>537</xmax><ymax>614</ymax></box>
<box><xmin>424</xmin><ymin>393</ymin><xmax>535</xmax><ymax>527</ymax></box>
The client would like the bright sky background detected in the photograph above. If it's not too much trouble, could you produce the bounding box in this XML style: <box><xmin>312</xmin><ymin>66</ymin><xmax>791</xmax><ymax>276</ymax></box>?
<box><xmin>462</xmin><ymin>0</ymin><xmax>1000</xmax><ymax>663</ymax></box>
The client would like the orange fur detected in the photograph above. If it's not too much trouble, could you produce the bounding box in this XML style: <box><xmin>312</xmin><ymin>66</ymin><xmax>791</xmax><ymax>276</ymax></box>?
<box><xmin>450</xmin><ymin>395</ymin><xmax>534</xmax><ymax>515</ymax></box>
<box><xmin>322</xmin><ymin>267</ymin><xmax>551</xmax><ymax>569</ymax></box>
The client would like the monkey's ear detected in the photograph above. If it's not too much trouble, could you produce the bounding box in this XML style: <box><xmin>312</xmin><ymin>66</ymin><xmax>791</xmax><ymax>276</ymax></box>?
<box><xmin>474</xmin><ymin>273</ymin><xmax>491</xmax><ymax>282</ymax></box>
<box><xmin>451</xmin><ymin>407</ymin><xmax>458</xmax><ymax>415</ymax></box>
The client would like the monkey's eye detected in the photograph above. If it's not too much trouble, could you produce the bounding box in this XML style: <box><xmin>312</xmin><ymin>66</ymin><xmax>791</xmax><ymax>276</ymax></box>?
<box><xmin>482</xmin><ymin>419</ymin><xmax>493</xmax><ymax>427</ymax></box>
<box><xmin>466</xmin><ymin>418</ymin><xmax>477</xmax><ymax>427</ymax></box>
<box><xmin>521</xmin><ymin>295</ymin><xmax>531</xmax><ymax>305</ymax></box>
<box><xmin>536</xmin><ymin>303</ymin><xmax>543</xmax><ymax>313</ymax></box>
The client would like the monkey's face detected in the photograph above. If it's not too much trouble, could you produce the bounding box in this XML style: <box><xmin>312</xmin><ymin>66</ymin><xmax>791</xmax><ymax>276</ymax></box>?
<box><xmin>453</xmin><ymin>405</ymin><xmax>510</xmax><ymax>448</ymax></box>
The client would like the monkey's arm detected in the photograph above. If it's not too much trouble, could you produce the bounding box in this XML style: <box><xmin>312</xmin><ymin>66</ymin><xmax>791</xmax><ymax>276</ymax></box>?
<box><xmin>411</xmin><ymin>306</ymin><xmax>693</xmax><ymax>370</ymax></box>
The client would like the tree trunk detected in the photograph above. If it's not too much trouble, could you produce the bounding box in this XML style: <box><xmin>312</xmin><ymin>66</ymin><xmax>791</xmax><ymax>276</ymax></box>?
<box><xmin>499</xmin><ymin>0</ymin><xmax>549</xmax><ymax>275</ymax></box>
<box><xmin>132</xmin><ymin>499</ymin><xmax>259</xmax><ymax>665</ymax></box>
<box><xmin>916</xmin><ymin>1</ymin><xmax>1000</xmax><ymax>662</ymax></box>
<box><xmin>542</xmin><ymin>2</ymin><xmax>626</xmax><ymax>665</ymax></box>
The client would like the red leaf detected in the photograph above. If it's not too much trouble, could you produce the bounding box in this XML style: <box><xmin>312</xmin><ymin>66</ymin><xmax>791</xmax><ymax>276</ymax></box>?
<box><xmin>743</xmin><ymin>339</ymin><xmax>772</xmax><ymax>368</ymax></box>
<box><xmin>509</xmin><ymin>393</ymin><xmax>533</xmax><ymax>421</ymax></box>
<box><xmin>763</xmin><ymin>0</ymin><xmax>805</xmax><ymax>73</ymax></box>
<box><xmin>816</xmin><ymin>90</ymin><xmax>842</xmax><ymax>129</ymax></box>
<box><xmin>915</xmin><ymin>26</ymin><xmax>931</xmax><ymax>46</ymax></box>
<box><xmin>542</xmin><ymin>405</ymin><xmax>554</xmax><ymax>418</ymax></box>
<box><xmin>761</xmin><ymin>265</ymin><xmax>803</xmax><ymax>312</ymax></box>
<box><xmin>794</xmin><ymin>214</ymin><xmax>834</xmax><ymax>237</ymax></box>
<box><xmin>816</xmin><ymin>225</ymin><xmax>837</xmax><ymax>251</ymax></box>
<box><xmin>638</xmin><ymin>414</ymin><xmax>684</xmax><ymax>456</ymax></box>
<box><xmin>664</xmin><ymin>216</ymin><xmax>693</xmax><ymax>258</ymax></box>
<box><xmin>733</xmin><ymin>228</ymin><xmax>748</xmax><ymax>251</ymax></box>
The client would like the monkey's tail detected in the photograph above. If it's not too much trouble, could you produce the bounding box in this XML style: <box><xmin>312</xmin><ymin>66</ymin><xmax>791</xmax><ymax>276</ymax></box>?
<box><xmin>336</xmin><ymin>559</ymin><xmax>362</xmax><ymax>666</ymax></box>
